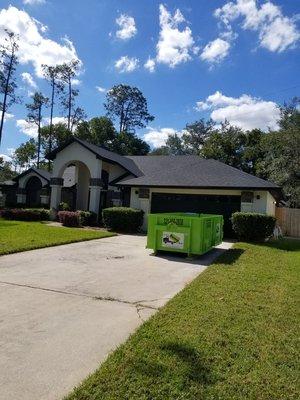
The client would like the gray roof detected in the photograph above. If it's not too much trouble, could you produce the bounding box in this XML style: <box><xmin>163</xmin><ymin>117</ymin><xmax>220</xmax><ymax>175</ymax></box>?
<box><xmin>115</xmin><ymin>155</ymin><xmax>279</xmax><ymax>190</ymax></box>
<box><xmin>13</xmin><ymin>167</ymin><xmax>51</xmax><ymax>182</ymax></box>
<box><xmin>47</xmin><ymin>137</ymin><xmax>142</xmax><ymax>177</ymax></box>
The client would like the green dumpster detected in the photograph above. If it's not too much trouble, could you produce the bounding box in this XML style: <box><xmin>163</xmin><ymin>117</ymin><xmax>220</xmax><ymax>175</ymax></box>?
<box><xmin>147</xmin><ymin>212</ymin><xmax>223</xmax><ymax>257</ymax></box>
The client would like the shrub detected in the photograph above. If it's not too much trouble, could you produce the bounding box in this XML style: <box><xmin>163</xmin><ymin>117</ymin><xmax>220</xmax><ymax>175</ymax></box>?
<box><xmin>231</xmin><ymin>212</ymin><xmax>276</xmax><ymax>242</ymax></box>
<box><xmin>0</xmin><ymin>208</ymin><xmax>50</xmax><ymax>221</ymax></box>
<box><xmin>78</xmin><ymin>210</ymin><xmax>97</xmax><ymax>226</ymax></box>
<box><xmin>102</xmin><ymin>207</ymin><xmax>144</xmax><ymax>232</ymax></box>
<box><xmin>57</xmin><ymin>211</ymin><xmax>80</xmax><ymax>227</ymax></box>
<box><xmin>59</xmin><ymin>202</ymin><xmax>70</xmax><ymax>211</ymax></box>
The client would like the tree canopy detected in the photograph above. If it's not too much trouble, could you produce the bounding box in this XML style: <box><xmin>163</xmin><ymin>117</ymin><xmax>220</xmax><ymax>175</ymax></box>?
<box><xmin>104</xmin><ymin>84</ymin><xmax>154</xmax><ymax>134</ymax></box>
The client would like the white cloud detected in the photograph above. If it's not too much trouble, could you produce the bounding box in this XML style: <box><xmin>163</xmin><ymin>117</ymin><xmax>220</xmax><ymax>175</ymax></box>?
<box><xmin>200</xmin><ymin>38</ymin><xmax>230</xmax><ymax>63</ymax></box>
<box><xmin>215</xmin><ymin>0</ymin><xmax>300</xmax><ymax>53</ymax></box>
<box><xmin>196</xmin><ymin>91</ymin><xmax>280</xmax><ymax>130</ymax></box>
<box><xmin>96</xmin><ymin>86</ymin><xmax>107</xmax><ymax>93</ymax></box>
<box><xmin>71</xmin><ymin>78</ymin><xmax>81</xmax><ymax>86</ymax></box>
<box><xmin>16</xmin><ymin>117</ymin><xmax>67</xmax><ymax>138</ymax></box>
<box><xmin>115</xmin><ymin>56</ymin><xmax>139</xmax><ymax>73</ymax></box>
<box><xmin>116</xmin><ymin>14</ymin><xmax>137</xmax><ymax>40</ymax></box>
<box><xmin>4</xmin><ymin>113</ymin><xmax>14</xmax><ymax>122</ymax></box>
<box><xmin>144</xmin><ymin>127</ymin><xmax>184</xmax><ymax>147</ymax></box>
<box><xmin>144</xmin><ymin>57</ymin><xmax>156</xmax><ymax>72</ymax></box>
<box><xmin>21</xmin><ymin>72</ymin><xmax>37</xmax><ymax>89</ymax></box>
<box><xmin>23</xmin><ymin>0</ymin><xmax>45</xmax><ymax>5</ymax></box>
<box><xmin>0</xmin><ymin>6</ymin><xmax>80</xmax><ymax>77</ymax></box>
<box><xmin>0</xmin><ymin>153</ymin><xmax>12</xmax><ymax>162</ymax></box>
<box><xmin>156</xmin><ymin>4</ymin><xmax>195</xmax><ymax>67</ymax></box>
<box><xmin>16</xmin><ymin>119</ymin><xmax>38</xmax><ymax>138</ymax></box>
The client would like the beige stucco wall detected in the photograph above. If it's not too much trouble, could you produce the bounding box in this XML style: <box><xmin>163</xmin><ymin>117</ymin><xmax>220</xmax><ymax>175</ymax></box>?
<box><xmin>130</xmin><ymin>187</ymin><xmax>276</xmax><ymax>229</ymax></box>
<box><xmin>52</xmin><ymin>142</ymin><xmax>102</xmax><ymax>179</ymax></box>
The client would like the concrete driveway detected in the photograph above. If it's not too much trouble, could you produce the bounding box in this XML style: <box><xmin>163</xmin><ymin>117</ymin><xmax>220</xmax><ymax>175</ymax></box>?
<box><xmin>0</xmin><ymin>235</ymin><xmax>232</xmax><ymax>400</ymax></box>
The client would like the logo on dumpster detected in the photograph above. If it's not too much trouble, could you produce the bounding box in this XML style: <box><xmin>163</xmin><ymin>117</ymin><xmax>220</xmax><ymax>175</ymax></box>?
<box><xmin>163</xmin><ymin>218</ymin><xmax>183</xmax><ymax>226</ymax></box>
<box><xmin>162</xmin><ymin>232</ymin><xmax>184</xmax><ymax>249</ymax></box>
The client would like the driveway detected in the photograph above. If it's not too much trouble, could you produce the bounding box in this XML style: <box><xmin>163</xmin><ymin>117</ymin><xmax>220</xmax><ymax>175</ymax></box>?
<box><xmin>0</xmin><ymin>235</ymin><xmax>232</xmax><ymax>400</ymax></box>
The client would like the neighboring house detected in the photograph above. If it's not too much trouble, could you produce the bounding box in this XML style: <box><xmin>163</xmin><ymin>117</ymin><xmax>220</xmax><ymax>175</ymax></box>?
<box><xmin>1</xmin><ymin>137</ymin><xmax>280</xmax><ymax>235</ymax></box>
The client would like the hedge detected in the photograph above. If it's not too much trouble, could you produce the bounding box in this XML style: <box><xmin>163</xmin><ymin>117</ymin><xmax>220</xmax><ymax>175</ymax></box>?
<box><xmin>0</xmin><ymin>208</ymin><xmax>50</xmax><ymax>221</ymax></box>
<box><xmin>231</xmin><ymin>212</ymin><xmax>276</xmax><ymax>242</ymax></box>
<box><xmin>57</xmin><ymin>211</ymin><xmax>80</xmax><ymax>227</ymax></box>
<box><xmin>78</xmin><ymin>210</ymin><xmax>97</xmax><ymax>226</ymax></box>
<box><xmin>57</xmin><ymin>210</ymin><xmax>97</xmax><ymax>227</ymax></box>
<box><xmin>102</xmin><ymin>207</ymin><xmax>144</xmax><ymax>232</ymax></box>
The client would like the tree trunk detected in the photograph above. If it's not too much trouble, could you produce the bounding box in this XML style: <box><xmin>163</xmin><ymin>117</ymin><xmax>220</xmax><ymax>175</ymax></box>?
<box><xmin>48</xmin><ymin>79</ymin><xmax>55</xmax><ymax>172</ymax></box>
<box><xmin>67</xmin><ymin>78</ymin><xmax>71</xmax><ymax>131</ymax></box>
<box><xmin>37</xmin><ymin>105</ymin><xmax>41</xmax><ymax>168</ymax></box>
<box><xmin>0</xmin><ymin>51</ymin><xmax>14</xmax><ymax>145</ymax></box>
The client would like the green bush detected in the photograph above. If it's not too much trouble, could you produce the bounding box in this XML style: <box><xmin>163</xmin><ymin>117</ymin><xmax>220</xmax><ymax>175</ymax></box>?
<box><xmin>78</xmin><ymin>210</ymin><xmax>97</xmax><ymax>226</ymax></box>
<box><xmin>231</xmin><ymin>212</ymin><xmax>276</xmax><ymax>242</ymax></box>
<box><xmin>102</xmin><ymin>207</ymin><xmax>144</xmax><ymax>232</ymax></box>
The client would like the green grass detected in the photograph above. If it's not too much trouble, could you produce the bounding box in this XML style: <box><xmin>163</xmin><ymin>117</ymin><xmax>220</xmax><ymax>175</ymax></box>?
<box><xmin>66</xmin><ymin>239</ymin><xmax>300</xmax><ymax>400</ymax></box>
<box><xmin>0</xmin><ymin>219</ymin><xmax>115</xmax><ymax>255</ymax></box>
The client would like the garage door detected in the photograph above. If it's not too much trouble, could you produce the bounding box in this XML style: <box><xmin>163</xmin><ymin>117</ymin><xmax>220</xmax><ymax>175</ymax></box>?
<box><xmin>151</xmin><ymin>193</ymin><xmax>241</xmax><ymax>237</ymax></box>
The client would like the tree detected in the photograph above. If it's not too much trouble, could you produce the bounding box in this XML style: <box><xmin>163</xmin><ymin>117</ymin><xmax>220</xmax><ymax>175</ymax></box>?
<box><xmin>113</xmin><ymin>131</ymin><xmax>150</xmax><ymax>155</ymax></box>
<box><xmin>0</xmin><ymin>30</ymin><xmax>20</xmax><ymax>145</ymax></box>
<box><xmin>69</xmin><ymin>106</ymin><xmax>87</xmax><ymax>132</ymax></box>
<box><xmin>42</xmin><ymin>64</ymin><xmax>63</xmax><ymax>169</ymax></box>
<box><xmin>75</xmin><ymin>116</ymin><xmax>117</xmax><ymax>147</ymax></box>
<box><xmin>256</xmin><ymin>100</ymin><xmax>300</xmax><ymax>207</ymax></box>
<box><xmin>40</xmin><ymin>122</ymin><xmax>72</xmax><ymax>153</ymax></box>
<box><xmin>14</xmin><ymin>139</ymin><xmax>37</xmax><ymax>170</ymax></box>
<box><xmin>201</xmin><ymin>122</ymin><xmax>246</xmax><ymax>169</ymax></box>
<box><xmin>104</xmin><ymin>84</ymin><xmax>154</xmax><ymax>134</ymax></box>
<box><xmin>182</xmin><ymin>119</ymin><xmax>215</xmax><ymax>154</ymax></box>
<box><xmin>26</xmin><ymin>92</ymin><xmax>49</xmax><ymax>168</ymax></box>
<box><xmin>0</xmin><ymin>156</ymin><xmax>16</xmax><ymax>181</ymax></box>
<box><xmin>59</xmin><ymin>60</ymin><xmax>85</xmax><ymax>131</ymax></box>
<box><xmin>242</xmin><ymin>128</ymin><xmax>264</xmax><ymax>175</ymax></box>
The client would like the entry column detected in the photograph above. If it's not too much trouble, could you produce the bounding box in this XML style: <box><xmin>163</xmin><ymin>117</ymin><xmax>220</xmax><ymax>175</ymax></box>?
<box><xmin>50</xmin><ymin>177</ymin><xmax>63</xmax><ymax>214</ymax></box>
<box><xmin>89</xmin><ymin>178</ymin><xmax>102</xmax><ymax>216</ymax></box>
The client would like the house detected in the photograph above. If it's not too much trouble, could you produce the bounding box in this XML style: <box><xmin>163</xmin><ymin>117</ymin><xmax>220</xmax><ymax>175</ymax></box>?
<box><xmin>1</xmin><ymin>137</ymin><xmax>280</xmax><ymax>235</ymax></box>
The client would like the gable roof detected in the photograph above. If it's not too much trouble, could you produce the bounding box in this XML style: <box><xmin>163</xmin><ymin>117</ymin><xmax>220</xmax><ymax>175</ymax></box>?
<box><xmin>13</xmin><ymin>167</ymin><xmax>51</xmax><ymax>182</ymax></box>
<box><xmin>47</xmin><ymin>137</ymin><xmax>142</xmax><ymax>177</ymax></box>
<box><xmin>115</xmin><ymin>155</ymin><xmax>280</xmax><ymax>190</ymax></box>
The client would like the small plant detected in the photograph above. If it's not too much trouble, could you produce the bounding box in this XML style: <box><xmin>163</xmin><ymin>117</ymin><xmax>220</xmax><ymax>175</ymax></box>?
<box><xmin>102</xmin><ymin>207</ymin><xmax>144</xmax><ymax>232</ymax></box>
<box><xmin>231</xmin><ymin>212</ymin><xmax>276</xmax><ymax>242</ymax></box>
<box><xmin>57</xmin><ymin>211</ymin><xmax>80</xmax><ymax>227</ymax></box>
<box><xmin>59</xmin><ymin>202</ymin><xmax>70</xmax><ymax>211</ymax></box>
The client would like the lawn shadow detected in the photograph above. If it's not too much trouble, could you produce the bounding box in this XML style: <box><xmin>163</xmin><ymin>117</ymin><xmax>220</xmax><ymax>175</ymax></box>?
<box><xmin>256</xmin><ymin>238</ymin><xmax>300</xmax><ymax>252</ymax></box>
<box><xmin>160</xmin><ymin>342</ymin><xmax>215</xmax><ymax>385</ymax></box>
<box><xmin>213</xmin><ymin>248</ymin><xmax>245</xmax><ymax>265</ymax></box>
<box><xmin>133</xmin><ymin>341</ymin><xmax>215</xmax><ymax>387</ymax></box>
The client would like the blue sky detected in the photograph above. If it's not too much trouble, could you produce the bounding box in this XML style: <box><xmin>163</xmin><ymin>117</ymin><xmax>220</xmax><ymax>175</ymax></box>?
<box><xmin>0</xmin><ymin>0</ymin><xmax>299</xmax><ymax>158</ymax></box>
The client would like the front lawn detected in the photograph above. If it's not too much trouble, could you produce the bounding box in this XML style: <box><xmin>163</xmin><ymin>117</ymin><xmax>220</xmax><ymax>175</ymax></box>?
<box><xmin>0</xmin><ymin>219</ymin><xmax>115</xmax><ymax>255</ymax></box>
<box><xmin>66</xmin><ymin>239</ymin><xmax>300</xmax><ymax>400</ymax></box>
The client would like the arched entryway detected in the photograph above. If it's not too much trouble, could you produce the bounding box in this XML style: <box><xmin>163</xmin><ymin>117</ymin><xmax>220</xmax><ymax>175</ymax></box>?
<box><xmin>26</xmin><ymin>176</ymin><xmax>42</xmax><ymax>208</ymax></box>
<box><xmin>58</xmin><ymin>161</ymin><xmax>91</xmax><ymax>211</ymax></box>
